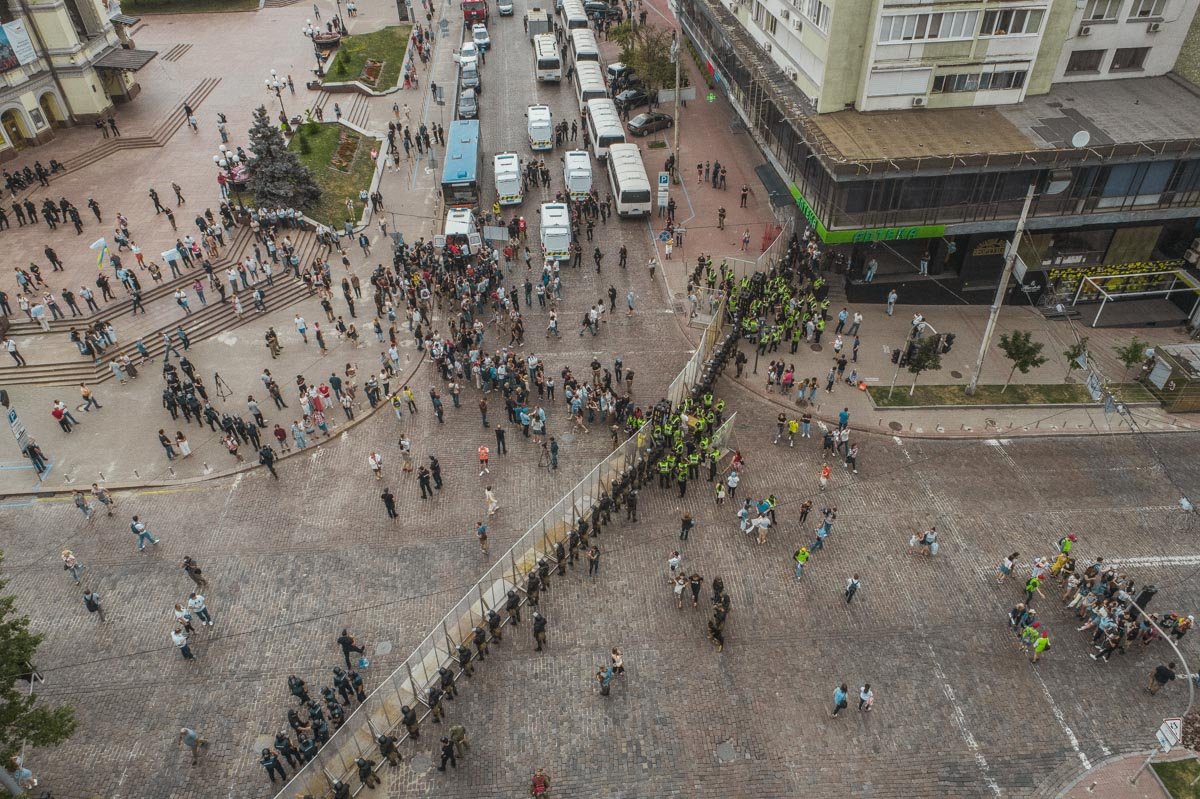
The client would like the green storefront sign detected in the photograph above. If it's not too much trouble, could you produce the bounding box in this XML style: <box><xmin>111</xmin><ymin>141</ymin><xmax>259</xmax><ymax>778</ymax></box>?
<box><xmin>789</xmin><ymin>184</ymin><xmax>944</xmax><ymax>245</ymax></box>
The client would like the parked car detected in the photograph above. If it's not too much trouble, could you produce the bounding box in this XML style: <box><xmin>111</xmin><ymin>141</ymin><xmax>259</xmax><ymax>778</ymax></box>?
<box><xmin>614</xmin><ymin>88</ymin><xmax>650</xmax><ymax>112</ymax></box>
<box><xmin>628</xmin><ymin>111</ymin><xmax>673</xmax><ymax>136</ymax></box>
<box><xmin>457</xmin><ymin>41</ymin><xmax>480</xmax><ymax>64</ymax></box>
<box><xmin>608</xmin><ymin>63</ymin><xmax>643</xmax><ymax>91</ymax></box>
<box><xmin>472</xmin><ymin>23</ymin><xmax>491</xmax><ymax>50</ymax></box>
<box><xmin>498</xmin><ymin>0</ymin><xmax>514</xmax><ymax>14</ymax></box>
<box><xmin>458</xmin><ymin>87</ymin><xmax>478</xmax><ymax>119</ymax></box>
<box><xmin>584</xmin><ymin>0</ymin><xmax>621</xmax><ymax>18</ymax></box>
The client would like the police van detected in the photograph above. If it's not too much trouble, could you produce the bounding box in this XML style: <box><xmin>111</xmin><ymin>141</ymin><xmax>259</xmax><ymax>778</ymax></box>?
<box><xmin>493</xmin><ymin>153</ymin><xmax>524</xmax><ymax>206</ymax></box>
<box><xmin>563</xmin><ymin>150</ymin><xmax>592</xmax><ymax>200</ymax></box>
<box><xmin>540</xmin><ymin>202</ymin><xmax>572</xmax><ymax>261</ymax></box>
<box><xmin>527</xmin><ymin>104</ymin><xmax>554</xmax><ymax>151</ymax></box>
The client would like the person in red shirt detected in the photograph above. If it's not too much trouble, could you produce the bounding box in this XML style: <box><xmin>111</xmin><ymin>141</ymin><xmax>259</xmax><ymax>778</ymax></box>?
<box><xmin>478</xmin><ymin>445</ymin><xmax>490</xmax><ymax>476</ymax></box>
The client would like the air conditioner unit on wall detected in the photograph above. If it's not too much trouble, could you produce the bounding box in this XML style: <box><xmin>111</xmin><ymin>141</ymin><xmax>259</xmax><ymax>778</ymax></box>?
<box><xmin>764</xmin><ymin>41</ymin><xmax>773</xmax><ymax>52</ymax></box>
<box><xmin>793</xmin><ymin>18</ymin><xmax>803</xmax><ymax>30</ymax></box>
<box><xmin>780</xmin><ymin>8</ymin><xmax>789</xmax><ymax>19</ymax></box>
<box><xmin>912</xmin><ymin>97</ymin><xmax>925</xmax><ymax>106</ymax></box>
<box><xmin>787</xmin><ymin>68</ymin><xmax>798</xmax><ymax>80</ymax></box>
<box><xmin>1078</xmin><ymin>24</ymin><xmax>1092</xmax><ymax>35</ymax></box>
<box><xmin>1147</xmin><ymin>21</ymin><xmax>1162</xmax><ymax>31</ymax></box>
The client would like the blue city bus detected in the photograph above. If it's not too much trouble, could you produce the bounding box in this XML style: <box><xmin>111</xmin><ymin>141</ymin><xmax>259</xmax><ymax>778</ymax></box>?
<box><xmin>441</xmin><ymin>119</ymin><xmax>482</xmax><ymax>207</ymax></box>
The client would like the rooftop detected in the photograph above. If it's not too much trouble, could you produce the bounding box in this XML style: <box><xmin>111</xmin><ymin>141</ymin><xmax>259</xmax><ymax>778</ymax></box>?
<box><xmin>810</xmin><ymin>76</ymin><xmax>1200</xmax><ymax>166</ymax></box>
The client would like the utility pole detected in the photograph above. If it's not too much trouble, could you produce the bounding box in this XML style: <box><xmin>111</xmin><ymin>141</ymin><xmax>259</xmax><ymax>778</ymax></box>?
<box><xmin>965</xmin><ymin>182</ymin><xmax>1034</xmax><ymax>396</ymax></box>
<box><xmin>671</xmin><ymin>32</ymin><xmax>681</xmax><ymax>184</ymax></box>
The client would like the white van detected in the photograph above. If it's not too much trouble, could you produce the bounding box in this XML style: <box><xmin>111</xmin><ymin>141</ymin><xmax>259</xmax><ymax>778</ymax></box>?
<box><xmin>494</xmin><ymin>152</ymin><xmax>524</xmax><ymax>206</ymax></box>
<box><xmin>527</xmin><ymin>104</ymin><xmax>554</xmax><ymax>151</ymax></box>
<box><xmin>540</xmin><ymin>202</ymin><xmax>572</xmax><ymax>260</ymax></box>
<box><xmin>563</xmin><ymin>150</ymin><xmax>592</xmax><ymax>200</ymax></box>
<box><xmin>442</xmin><ymin>208</ymin><xmax>482</xmax><ymax>256</ymax></box>
<box><xmin>570</xmin><ymin>28</ymin><xmax>600</xmax><ymax>64</ymax></box>
<box><xmin>534</xmin><ymin>33</ymin><xmax>561</xmax><ymax>82</ymax></box>
<box><xmin>585</xmin><ymin>98</ymin><xmax>625</xmax><ymax>160</ymax></box>
<box><xmin>573</xmin><ymin>61</ymin><xmax>608</xmax><ymax>114</ymax></box>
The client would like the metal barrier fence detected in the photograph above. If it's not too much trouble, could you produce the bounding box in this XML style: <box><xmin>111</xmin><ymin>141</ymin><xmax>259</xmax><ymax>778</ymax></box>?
<box><xmin>666</xmin><ymin>296</ymin><xmax>727</xmax><ymax>408</ymax></box>
<box><xmin>276</xmin><ymin>323</ymin><xmax>731</xmax><ymax>798</ymax></box>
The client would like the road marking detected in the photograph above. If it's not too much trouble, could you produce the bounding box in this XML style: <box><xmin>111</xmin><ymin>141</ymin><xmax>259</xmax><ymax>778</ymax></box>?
<box><xmin>1107</xmin><ymin>554</ymin><xmax>1200</xmax><ymax>568</ymax></box>
<box><xmin>927</xmin><ymin>643</ymin><xmax>1002</xmax><ymax>796</ymax></box>
<box><xmin>1033</xmin><ymin>668</ymin><xmax>1092</xmax><ymax>770</ymax></box>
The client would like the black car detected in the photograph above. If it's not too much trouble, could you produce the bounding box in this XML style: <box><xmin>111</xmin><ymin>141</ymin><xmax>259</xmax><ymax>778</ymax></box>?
<box><xmin>614</xmin><ymin>88</ymin><xmax>650</xmax><ymax>112</ymax></box>
<box><xmin>628</xmin><ymin>112</ymin><xmax>673</xmax><ymax>136</ymax></box>
<box><xmin>584</xmin><ymin>0</ymin><xmax>622</xmax><ymax>18</ymax></box>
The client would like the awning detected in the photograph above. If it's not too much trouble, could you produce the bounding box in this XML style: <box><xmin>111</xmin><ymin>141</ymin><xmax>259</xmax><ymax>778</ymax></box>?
<box><xmin>93</xmin><ymin>46</ymin><xmax>158</xmax><ymax>71</ymax></box>
<box><xmin>109</xmin><ymin>13</ymin><xmax>141</xmax><ymax>25</ymax></box>
<box><xmin>754</xmin><ymin>163</ymin><xmax>793</xmax><ymax>208</ymax></box>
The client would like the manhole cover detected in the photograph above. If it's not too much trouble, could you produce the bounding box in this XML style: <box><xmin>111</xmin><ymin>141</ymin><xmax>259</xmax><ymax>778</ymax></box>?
<box><xmin>253</xmin><ymin>734</ymin><xmax>274</xmax><ymax>752</ymax></box>
<box><xmin>409</xmin><ymin>752</ymin><xmax>433</xmax><ymax>772</ymax></box>
<box><xmin>950</xmin><ymin>370</ymin><xmax>962</xmax><ymax>378</ymax></box>
<box><xmin>716</xmin><ymin>739</ymin><xmax>737</xmax><ymax>763</ymax></box>
<box><xmin>809</xmin><ymin>344</ymin><xmax>823</xmax><ymax>352</ymax></box>
<box><xmin>888</xmin><ymin>421</ymin><xmax>902</xmax><ymax>431</ymax></box>
<box><xmin>375</xmin><ymin>641</ymin><xmax>393</xmax><ymax>656</ymax></box>
<box><xmin>559</xmin><ymin>433</ymin><xmax>576</xmax><ymax>444</ymax></box>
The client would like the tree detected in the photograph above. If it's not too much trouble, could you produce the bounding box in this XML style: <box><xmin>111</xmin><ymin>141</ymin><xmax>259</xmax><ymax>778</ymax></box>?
<box><xmin>906</xmin><ymin>337</ymin><xmax>942</xmax><ymax>396</ymax></box>
<box><xmin>998</xmin><ymin>330</ymin><xmax>1048</xmax><ymax>392</ymax></box>
<box><xmin>607</xmin><ymin>23</ymin><xmax>678</xmax><ymax>93</ymax></box>
<box><xmin>0</xmin><ymin>551</ymin><xmax>76</xmax><ymax>764</ymax></box>
<box><xmin>1063</xmin><ymin>336</ymin><xmax>1088</xmax><ymax>382</ymax></box>
<box><xmin>1115</xmin><ymin>336</ymin><xmax>1151</xmax><ymax>379</ymax></box>
<box><xmin>245</xmin><ymin>105</ymin><xmax>321</xmax><ymax>211</ymax></box>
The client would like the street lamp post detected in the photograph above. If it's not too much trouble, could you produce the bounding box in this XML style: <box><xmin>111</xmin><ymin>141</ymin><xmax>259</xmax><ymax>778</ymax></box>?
<box><xmin>303</xmin><ymin>21</ymin><xmax>325</xmax><ymax>76</ymax></box>
<box><xmin>213</xmin><ymin>145</ymin><xmax>243</xmax><ymax>208</ymax></box>
<box><xmin>266</xmin><ymin>70</ymin><xmax>288</xmax><ymax>120</ymax></box>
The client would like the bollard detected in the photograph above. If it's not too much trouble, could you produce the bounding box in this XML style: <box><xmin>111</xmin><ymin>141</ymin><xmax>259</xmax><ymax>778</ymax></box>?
<box><xmin>98</xmin><ymin>472</ymin><xmax>105</xmax><ymax>481</ymax></box>
<box><xmin>168</xmin><ymin>467</ymin><xmax>176</xmax><ymax>477</ymax></box>
<box><xmin>133</xmin><ymin>470</ymin><xmax>140</xmax><ymax>479</ymax></box>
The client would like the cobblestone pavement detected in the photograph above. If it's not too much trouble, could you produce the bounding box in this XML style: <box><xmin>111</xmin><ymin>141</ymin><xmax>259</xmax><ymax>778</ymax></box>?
<box><xmin>9</xmin><ymin>382</ymin><xmax>1199</xmax><ymax>798</ymax></box>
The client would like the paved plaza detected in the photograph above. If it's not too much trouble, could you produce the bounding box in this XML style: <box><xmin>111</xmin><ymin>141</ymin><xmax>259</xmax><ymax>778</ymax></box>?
<box><xmin>0</xmin><ymin>0</ymin><xmax>1199</xmax><ymax>796</ymax></box>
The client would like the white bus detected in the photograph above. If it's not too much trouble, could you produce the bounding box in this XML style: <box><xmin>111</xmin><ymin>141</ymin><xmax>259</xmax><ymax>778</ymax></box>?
<box><xmin>533</xmin><ymin>33</ymin><xmax>561</xmax><ymax>82</ymax></box>
<box><xmin>494</xmin><ymin>152</ymin><xmax>524</xmax><ymax>206</ymax></box>
<box><xmin>585</xmin><ymin>98</ymin><xmax>625</xmax><ymax>160</ymax></box>
<box><xmin>569</xmin><ymin>28</ymin><xmax>600</xmax><ymax>64</ymax></box>
<box><xmin>559</xmin><ymin>0</ymin><xmax>589</xmax><ymax>30</ymax></box>
<box><xmin>606</xmin><ymin>143</ymin><xmax>651</xmax><ymax>216</ymax></box>
<box><xmin>573</xmin><ymin>61</ymin><xmax>608</xmax><ymax>114</ymax></box>
<box><xmin>563</xmin><ymin>149</ymin><xmax>592</xmax><ymax>200</ymax></box>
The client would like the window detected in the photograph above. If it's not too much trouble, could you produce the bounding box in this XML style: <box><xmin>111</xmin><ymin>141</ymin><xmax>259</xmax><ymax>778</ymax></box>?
<box><xmin>878</xmin><ymin>10</ymin><xmax>979</xmax><ymax>42</ymax></box>
<box><xmin>1084</xmin><ymin>0</ymin><xmax>1120</xmax><ymax>19</ymax></box>
<box><xmin>1129</xmin><ymin>0</ymin><xmax>1166</xmax><ymax>17</ymax></box>
<box><xmin>803</xmin><ymin>0</ymin><xmax>830</xmax><ymax>31</ymax></box>
<box><xmin>1066</xmin><ymin>49</ymin><xmax>1105</xmax><ymax>73</ymax></box>
<box><xmin>980</xmin><ymin>7</ymin><xmax>1045</xmax><ymax>35</ymax></box>
<box><xmin>932</xmin><ymin>69</ymin><xmax>1027</xmax><ymax>92</ymax></box>
<box><xmin>765</xmin><ymin>11</ymin><xmax>778</xmax><ymax>34</ymax></box>
<box><xmin>1110</xmin><ymin>46</ymin><xmax>1149</xmax><ymax>70</ymax></box>
<box><xmin>752</xmin><ymin>1</ymin><xmax>764</xmax><ymax>23</ymax></box>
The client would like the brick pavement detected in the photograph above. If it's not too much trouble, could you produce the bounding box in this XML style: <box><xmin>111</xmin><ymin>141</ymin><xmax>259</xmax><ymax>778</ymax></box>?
<box><xmin>9</xmin><ymin>374</ymin><xmax>1200</xmax><ymax>797</ymax></box>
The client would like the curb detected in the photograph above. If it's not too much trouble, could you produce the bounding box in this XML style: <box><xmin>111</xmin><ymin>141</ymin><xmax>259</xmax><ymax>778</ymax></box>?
<box><xmin>722</xmin><ymin>368</ymin><xmax>1199</xmax><ymax>441</ymax></box>
<box><xmin>0</xmin><ymin>348</ymin><xmax>427</xmax><ymax>499</ymax></box>
<box><xmin>866</xmin><ymin>400</ymin><xmax>1161</xmax><ymax>412</ymax></box>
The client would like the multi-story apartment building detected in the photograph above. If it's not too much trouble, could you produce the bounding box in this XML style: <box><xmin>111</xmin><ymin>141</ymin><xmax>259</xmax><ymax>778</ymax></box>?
<box><xmin>679</xmin><ymin>0</ymin><xmax>1200</xmax><ymax>310</ymax></box>
<box><xmin>0</xmin><ymin>0</ymin><xmax>150</xmax><ymax>161</ymax></box>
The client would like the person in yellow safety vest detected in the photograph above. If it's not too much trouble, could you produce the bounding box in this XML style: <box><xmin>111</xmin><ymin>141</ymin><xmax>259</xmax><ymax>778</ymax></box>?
<box><xmin>676</xmin><ymin>462</ymin><xmax>689</xmax><ymax>498</ymax></box>
<box><xmin>659</xmin><ymin>456</ymin><xmax>674</xmax><ymax>488</ymax></box>
<box><xmin>694</xmin><ymin>418</ymin><xmax>706</xmax><ymax>435</ymax></box>
<box><xmin>702</xmin><ymin>393</ymin><xmax>713</xmax><ymax>409</ymax></box>
<box><xmin>688</xmin><ymin>451</ymin><xmax>701</xmax><ymax>479</ymax></box>
<box><xmin>699</xmin><ymin>436</ymin><xmax>710</xmax><ymax>452</ymax></box>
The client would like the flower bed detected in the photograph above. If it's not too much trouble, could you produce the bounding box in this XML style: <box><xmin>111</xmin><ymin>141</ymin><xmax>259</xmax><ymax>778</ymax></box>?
<box><xmin>330</xmin><ymin>130</ymin><xmax>361</xmax><ymax>171</ymax></box>
<box><xmin>360</xmin><ymin>59</ymin><xmax>384</xmax><ymax>86</ymax></box>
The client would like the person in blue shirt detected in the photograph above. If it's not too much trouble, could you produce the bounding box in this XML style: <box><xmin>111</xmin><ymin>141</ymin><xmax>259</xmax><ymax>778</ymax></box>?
<box><xmin>838</xmin><ymin>407</ymin><xmax>850</xmax><ymax>430</ymax></box>
<box><xmin>832</xmin><ymin>684</ymin><xmax>849</xmax><ymax>717</ymax></box>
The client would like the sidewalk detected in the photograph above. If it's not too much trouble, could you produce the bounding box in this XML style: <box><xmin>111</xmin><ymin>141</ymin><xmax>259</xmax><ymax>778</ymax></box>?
<box><xmin>1057</xmin><ymin>751</ymin><xmax>1191</xmax><ymax>799</ymax></box>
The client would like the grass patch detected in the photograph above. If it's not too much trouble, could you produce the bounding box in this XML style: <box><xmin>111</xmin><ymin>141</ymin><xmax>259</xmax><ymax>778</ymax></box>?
<box><xmin>121</xmin><ymin>0</ymin><xmax>258</xmax><ymax>13</ymax></box>
<box><xmin>647</xmin><ymin>140</ymin><xmax>668</xmax><ymax>149</ymax></box>
<box><xmin>1152</xmin><ymin>760</ymin><xmax>1200</xmax><ymax>799</ymax></box>
<box><xmin>868</xmin><ymin>382</ymin><xmax>1155</xmax><ymax>408</ymax></box>
<box><xmin>288</xmin><ymin>122</ymin><xmax>377</xmax><ymax>228</ymax></box>
<box><xmin>324</xmin><ymin>25</ymin><xmax>411</xmax><ymax>89</ymax></box>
